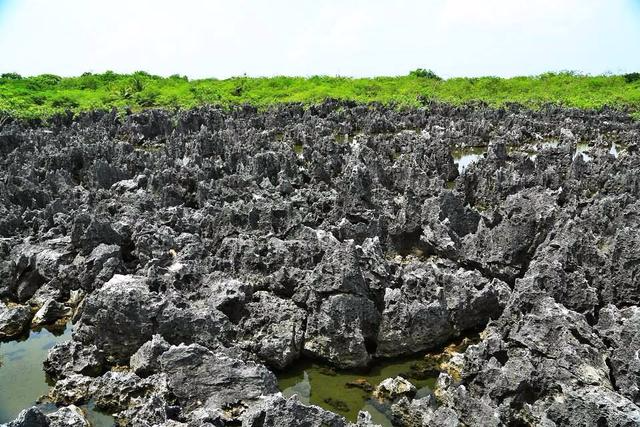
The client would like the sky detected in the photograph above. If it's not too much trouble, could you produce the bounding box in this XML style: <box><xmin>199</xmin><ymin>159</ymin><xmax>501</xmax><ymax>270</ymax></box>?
<box><xmin>0</xmin><ymin>0</ymin><xmax>639</xmax><ymax>79</ymax></box>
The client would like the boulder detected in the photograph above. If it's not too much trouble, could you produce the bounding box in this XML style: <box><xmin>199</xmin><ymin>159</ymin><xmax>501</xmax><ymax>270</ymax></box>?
<box><xmin>304</xmin><ymin>293</ymin><xmax>380</xmax><ymax>368</ymax></box>
<box><xmin>238</xmin><ymin>291</ymin><xmax>306</xmax><ymax>369</ymax></box>
<box><xmin>0</xmin><ymin>302</ymin><xmax>31</xmax><ymax>339</ymax></box>
<box><xmin>373</xmin><ymin>377</ymin><xmax>417</xmax><ymax>401</ymax></box>
<box><xmin>130</xmin><ymin>334</ymin><xmax>171</xmax><ymax>377</ymax></box>
<box><xmin>158</xmin><ymin>343</ymin><xmax>278</xmax><ymax>421</ymax></box>
<box><xmin>47</xmin><ymin>405</ymin><xmax>90</xmax><ymax>427</ymax></box>
<box><xmin>241</xmin><ymin>394</ymin><xmax>347</xmax><ymax>427</ymax></box>
<box><xmin>74</xmin><ymin>274</ymin><xmax>164</xmax><ymax>364</ymax></box>
<box><xmin>44</xmin><ymin>340</ymin><xmax>105</xmax><ymax>380</ymax></box>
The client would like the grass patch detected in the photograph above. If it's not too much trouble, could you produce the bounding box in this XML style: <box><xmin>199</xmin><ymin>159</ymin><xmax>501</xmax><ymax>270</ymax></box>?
<box><xmin>0</xmin><ymin>70</ymin><xmax>639</xmax><ymax>120</ymax></box>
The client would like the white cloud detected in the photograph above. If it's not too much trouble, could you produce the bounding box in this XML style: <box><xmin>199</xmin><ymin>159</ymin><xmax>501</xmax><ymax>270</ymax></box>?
<box><xmin>0</xmin><ymin>0</ymin><xmax>638</xmax><ymax>78</ymax></box>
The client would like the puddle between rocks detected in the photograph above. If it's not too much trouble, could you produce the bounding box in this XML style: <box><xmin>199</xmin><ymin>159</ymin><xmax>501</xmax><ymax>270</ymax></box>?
<box><xmin>278</xmin><ymin>356</ymin><xmax>438</xmax><ymax>425</ymax></box>
<box><xmin>576</xmin><ymin>142</ymin><xmax>593</xmax><ymax>162</ymax></box>
<box><xmin>452</xmin><ymin>147</ymin><xmax>487</xmax><ymax>174</ymax></box>
<box><xmin>0</xmin><ymin>322</ymin><xmax>113</xmax><ymax>425</ymax></box>
<box><xmin>610</xmin><ymin>142</ymin><xmax>619</xmax><ymax>158</ymax></box>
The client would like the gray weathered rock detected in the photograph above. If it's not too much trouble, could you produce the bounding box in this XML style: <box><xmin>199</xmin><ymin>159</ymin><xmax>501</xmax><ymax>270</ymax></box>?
<box><xmin>304</xmin><ymin>293</ymin><xmax>380</xmax><ymax>368</ymax></box>
<box><xmin>241</xmin><ymin>394</ymin><xmax>347</xmax><ymax>427</ymax></box>
<box><xmin>2</xmin><ymin>103</ymin><xmax>640</xmax><ymax>425</ymax></box>
<box><xmin>7</xmin><ymin>407</ymin><xmax>50</xmax><ymax>427</ymax></box>
<box><xmin>0</xmin><ymin>301</ymin><xmax>31</xmax><ymax>339</ymax></box>
<box><xmin>158</xmin><ymin>343</ymin><xmax>278</xmax><ymax>422</ymax></box>
<box><xmin>238</xmin><ymin>291</ymin><xmax>306</xmax><ymax>369</ymax></box>
<box><xmin>47</xmin><ymin>405</ymin><xmax>90</xmax><ymax>427</ymax></box>
<box><xmin>130</xmin><ymin>334</ymin><xmax>171</xmax><ymax>377</ymax></box>
<box><xmin>32</xmin><ymin>298</ymin><xmax>71</xmax><ymax>326</ymax></box>
<box><xmin>74</xmin><ymin>274</ymin><xmax>164</xmax><ymax>364</ymax></box>
<box><xmin>373</xmin><ymin>377</ymin><xmax>416</xmax><ymax>401</ymax></box>
<box><xmin>376</xmin><ymin>260</ymin><xmax>510</xmax><ymax>357</ymax></box>
<box><xmin>44</xmin><ymin>340</ymin><xmax>105</xmax><ymax>380</ymax></box>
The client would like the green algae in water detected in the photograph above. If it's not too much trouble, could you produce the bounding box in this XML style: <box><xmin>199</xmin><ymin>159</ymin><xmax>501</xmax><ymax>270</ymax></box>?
<box><xmin>0</xmin><ymin>322</ymin><xmax>114</xmax><ymax>426</ymax></box>
<box><xmin>278</xmin><ymin>357</ymin><xmax>438</xmax><ymax>425</ymax></box>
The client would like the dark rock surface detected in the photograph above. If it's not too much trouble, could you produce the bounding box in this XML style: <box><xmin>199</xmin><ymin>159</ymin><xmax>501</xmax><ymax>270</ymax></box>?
<box><xmin>2</xmin><ymin>102</ymin><xmax>639</xmax><ymax>425</ymax></box>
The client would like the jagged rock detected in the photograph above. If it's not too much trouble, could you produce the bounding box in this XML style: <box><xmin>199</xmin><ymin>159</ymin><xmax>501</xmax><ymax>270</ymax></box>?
<box><xmin>7</xmin><ymin>407</ymin><xmax>50</xmax><ymax>427</ymax></box>
<box><xmin>130</xmin><ymin>334</ymin><xmax>171</xmax><ymax>377</ymax></box>
<box><xmin>0</xmin><ymin>301</ymin><xmax>31</xmax><ymax>339</ymax></box>
<box><xmin>115</xmin><ymin>394</ymin><xmax>173</xmax><ymax>427</ymax></box>
<box><xmin>158</xmin><ymin>343</ymin><xmax>278</xmax><ymax>422</ymax></box>
<box><xmin>304</xmin><ymin>293</ymin><xmax>380</xmax><ymax>368</ymax></box>
<box><xmin>376</xmin><ymin>261</ymin><xmax>510</xmax><ymax>357</ymax></box>
<box><xmin>75</xmin><ymin>243</ymin><xmax>122</xmax><ymax>291</ymax></box>
<box><xmin>90</xmin><ymin>371</ymin><xmax>152</xmax><ymax>412</ymax></box>
<box><xmin>49</xmin><ymin>371</ymin><xmax>157</xmax><ymax>414</ymax></box>
<box><xmin>31</xmin><ymin>298</ymin><xmax>71</xmax><ymax>326</ymax></box>
<box><xmin>10</xmin><ymin>241</ymin><xmax>72</xmax><ymax>302</ymax></box>
<box><xmin>241</xmin><ymin>394</ymin><xmax>347</xmax><ymax>427</ymax></box>
<box><xmin>462</xmin><ymin>188</ymin><xmax>559</xmax><ymax>280</ymax></box>
<box><xmin>390</xmin><ymin>396</ymin><xmax>458</xmax><ymax>427</ymax></box>
<box><xmin>44</xmin><ymin>340</ymin><xmax>105</xmax><ymax>380</ymax></box>
<box><xmin>155</xmin><ymin>295</ymin><xmax>236</xmax><ymax>349</ymax></box>
<box><xmin>1</xmin><ymin>104</ymin><xmax>640</xmax><ymax>425</ymax></box>
<box><xmin>238</xmin><ymin>291</ymin><xmax>306</xmax><ymax>369</ymax></box>
<box><xmin>207</xmin><ymin>278</ymin><xmax>252</xmax><ymax>322</ymax></box>
<box><xmin>47</xmin><ymin>405</ymin><xmax>90</xmax><ymax>427</ymax></box>
<box><xmin>74</xmin><ymin>274</ymin><xmax>164</xmax><ymax>364</ymax></box>
<box><xmin>49</xmin><ymin>374</ymin><xmax>94</xmax><ymax>405</ymax></box>
<box><xmin>431</xmin><ymin>292</ymin><xmax>640</xmax><ymax>426</ymax></box>
<box><xmin>70</xmin><ymin>215</ymin><xmax>122</xmax><ymax>254</ymax></box>
<box><xmin>373</xmin><ymin>377</ymin><xmax>416</xmax><ymax>401</ymax></box>
<box><xmin>596</xmin><ymin>305</ymin><xmax>640</xmax><ymax>404</ymax></box>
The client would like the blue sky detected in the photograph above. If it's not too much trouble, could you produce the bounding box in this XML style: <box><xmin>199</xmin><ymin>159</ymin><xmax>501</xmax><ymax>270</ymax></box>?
<box><xmin>0</xmin><ymin>0</ymin><xmax>638</xmax><ymax>78</ymax></box>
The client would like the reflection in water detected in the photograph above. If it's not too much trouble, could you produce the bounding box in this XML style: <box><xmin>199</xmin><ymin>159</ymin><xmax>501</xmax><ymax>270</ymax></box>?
<box><xmin>0</xmin><ymin>322</ymin><xmax>114</xmax><ymax>425</ymax></box>
<box><xmin>278</xmin><ymin>357</ymin><xmax>438</xmax><ymax>425</ymax></box>
<box><xmin>84</xmin><ymin>400</ymin><xmax>115</xmax><ymax>427</ymax></box>
<box><xmin>576</xmin><ymin>143</ymin><xmax>592</xmax><ymax>162</ymax></box>
<box><xmin>610</xmin><ymin>142</ymin><xmax>619</xmax><ymax>158</ymax></box>
<box><xmin>0</xmin><ymin>324</ymin><xmax>71</xmax><ymax>422</ymax></box>
<box><xmin>452</xmin><ymin>147</ymin><xmax>487</xmax><ymax>174</ymax></box>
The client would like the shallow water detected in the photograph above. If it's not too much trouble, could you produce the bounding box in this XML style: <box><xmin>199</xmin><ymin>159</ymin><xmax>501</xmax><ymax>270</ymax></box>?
<box><xmin>278</xmin><ymin>356</ymin><xmax>437</xmax><ymax>425</ymax></box>
<box><xmin>452</xmin><ymin>147</ymin><xmax>487</xmax><ymax>173</ymax></box>
<box><xmin>0</xmin><ymin>322</ymin><xmax>114</xmax><ymax>425</ymax></box>
<box><xmin>576</xmin><ymin>142</ymin><xmax>593</xmax><ymax>162</ymax></box>
<box><xmin>610</xmin><ymin>142</ymin><xmax>619</xmax><ymax>158</ymax></box>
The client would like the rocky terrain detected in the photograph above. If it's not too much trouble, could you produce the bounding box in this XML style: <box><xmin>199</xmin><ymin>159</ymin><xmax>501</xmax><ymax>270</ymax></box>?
<box><xmin>0</xmin><ymin>101</ymin><xmax>639</xmax><ymax>426</ymax></box>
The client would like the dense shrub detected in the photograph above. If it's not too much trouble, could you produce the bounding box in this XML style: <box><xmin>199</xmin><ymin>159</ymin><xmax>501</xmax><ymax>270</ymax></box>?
<box><xmin>409</xmin><ymin>69</ymin><xmax>442</xmax><ymax>80</ymax></box>
<box><xmin>1</xmin><ymin>72</ymin><xmax>22</xmax><ymax>80</ymax></box>
<box><xmin>624</xmin><ymin>73</ymin><xmax>640</xmax><ymax>83</ymax></box>
<box><xmin>0</xmin><ymin>71</ymin><xmax>638</xmax><ymax>119</ymax></box>
<box><xmin>134</xmin><ymin>89</ymin><xmax>160</xmax><ymax>107</ymax></box>
<box><xmin>51</xmin><ymin>95</ymin><xmax>79</xmax><ymax>109</ymax></box>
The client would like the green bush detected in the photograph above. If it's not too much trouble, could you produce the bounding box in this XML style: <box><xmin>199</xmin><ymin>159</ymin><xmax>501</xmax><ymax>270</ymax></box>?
<box><xmin>409</xmin><ymin>68</ymin><xmax>442</xmax><ymax>80</ymax></box>
<box><xmin>26</xmin><ymin>74</ymin><xmax>62</xmax><ymax>90</ymax></box>
<box><xmin>624</xmin><ymin>73</ymin><xmax>640</xmax><ymax>83</ymax></box>
<box><xmin>1</xmin><ymin>72</ymin><xmax>22</xmax><ymax>80</ymax></box>
<box><xmin>51</xmin><ymin>95</ymin><xmax>79</xmax><ymax>109</ymax></box>
<box><xmin>29</xmin><ymin>94</ymin><xmax>47</xmax><ymax>106</ymax></box>
<box><xmin>0</xmin><ymin>71</ymin><xmax>638</xmax><ymax>119</ymax></box>
<box><xmin>134</xmin><ymin>89</ymin><xmax>160</xmax><ymax>107</ymax></box>
<box><xmin>129</xmin><ymin>76</ymin><xmax>145</xmax><ymax>93</ymax></box>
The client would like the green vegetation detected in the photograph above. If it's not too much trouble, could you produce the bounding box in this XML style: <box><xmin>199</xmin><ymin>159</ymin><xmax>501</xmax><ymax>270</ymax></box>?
<box><xmin>0</xmin><ymin>70</ymin><xmax>639</xmax><ymax>119</ymax></box>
